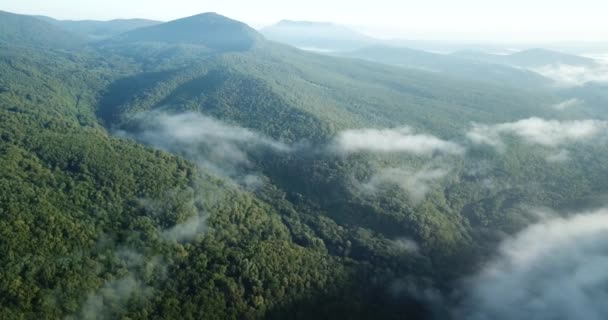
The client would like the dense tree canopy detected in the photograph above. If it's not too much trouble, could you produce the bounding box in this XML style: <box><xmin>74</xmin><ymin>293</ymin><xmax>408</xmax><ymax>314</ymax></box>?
<box><xmin>1</xmin><ymin>11</ymin><xmax>608</xmax><ymax>320</ymax></box>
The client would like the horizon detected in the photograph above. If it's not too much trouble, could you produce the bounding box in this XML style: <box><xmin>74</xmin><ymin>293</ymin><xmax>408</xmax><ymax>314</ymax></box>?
<box><xmin>2</xmin><ymin>0</ymin><xmax>608</xmax><ymax>43</ymax></box>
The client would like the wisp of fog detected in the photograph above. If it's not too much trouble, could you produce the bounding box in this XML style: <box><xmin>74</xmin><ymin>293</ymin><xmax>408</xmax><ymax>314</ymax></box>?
<box><xmin>456</xmin><ymin>209</ymin><xmax>608</xmax><ymax>320</ymax></box>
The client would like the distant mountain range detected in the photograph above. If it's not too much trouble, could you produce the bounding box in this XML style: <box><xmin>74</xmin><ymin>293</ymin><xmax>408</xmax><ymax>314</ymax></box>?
<box><xmin>0</xmin><ymin>10</ymin><xmax>85</xmax><ymax>48</ymax></box>
<box><xmin>260</xmin><ymin>20</ymin><xmax>605</xmax><ymax>65</ymax></box>
<box><xmin>259</xmin><ymin>19</ymin><xmax>600</xmax><ymax>81</ymax></box>
<box><xmin>2</xmin><ymin>11</ymin><xmax>262</xmax><ymax>52</ymax></box>
<box><xmin>452</xmin><ymin>48</ymin><xmax>598</xmax><ymax>68</ymax></box>
<box><xmin>338</xmin><ymin>45</ymin><xmax>554</xmax><ymax>88</ymax></box>
<box><xmin>35</xmin><ymin>15</ymin><xmax>161</xmax><ymax>40</ymax></box>
<box><xmin>260</xmin><ymin>20</ymin><xmax>377</xmax><ymax>51</ymax></box>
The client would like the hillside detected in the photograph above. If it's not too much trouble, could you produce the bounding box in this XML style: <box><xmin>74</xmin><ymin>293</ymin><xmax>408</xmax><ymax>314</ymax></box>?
<box><xmin>98</xmin><ymin>42</ymin><xmax>560</xmax><ymax>139</ymax></box>
<box><xmin>0</xmin><ymin>10</ymin><xmax>84</xmax><ymax>48</ymax></box>
<box><xmin>2</xmin><ymin>10</ymin><xmax>608</xmax><ymax>320</ymax></box>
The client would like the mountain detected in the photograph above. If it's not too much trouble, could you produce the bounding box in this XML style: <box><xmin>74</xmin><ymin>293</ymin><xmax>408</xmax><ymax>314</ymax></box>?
<box><xmin>260</xmin><ymin>20</ymin><xmax>376</xmax><ymax>51</ymax></box>
<box><xmin>453</xmin><ymin>48</ymin><xmax>598</xmax><ymax>68</ymax></box>
<box><xmin>35</xmin><ymin>16</ymin><xmax>161</xmax><ymax>40</ymax></box>
<box><xmin>2</xmin><ymin>10</ymin><xmax>608</xmax><ymax>320</ymax></box>
<box><xmin>0</xmin><ymin>10</ymin><xmax>84</xmax><ymax>48</ymax></box>
<box><xmin>111</xmin><ymin>12</ymin><xmax>263</xmax><ymax>51</ymax></box>
<box><xmin>340</xmin><ymin>45</ymin><xmax>552</xmax><ymax>88</ymax></box>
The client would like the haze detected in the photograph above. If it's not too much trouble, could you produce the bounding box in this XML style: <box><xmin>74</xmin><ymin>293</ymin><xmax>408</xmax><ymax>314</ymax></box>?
<box><xmin>2</xmin><ymin>0</ymin><xmax>607</xmax><ymax>42</ymax></box>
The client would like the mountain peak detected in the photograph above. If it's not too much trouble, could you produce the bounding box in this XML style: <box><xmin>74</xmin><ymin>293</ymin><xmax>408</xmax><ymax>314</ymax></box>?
<box><xmin>181</xmin><ymin>12</ymin><xmax>225</xmax><ymax>21</ymax></box>
<box><xmin>112</xmin><ymin>12</ymin><xmax>263</xmax><ymax>51</ymax></box>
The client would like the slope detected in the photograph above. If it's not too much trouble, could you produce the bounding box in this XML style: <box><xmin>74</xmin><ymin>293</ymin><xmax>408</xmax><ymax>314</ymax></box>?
<box><xmin>93</xmin><ymin>34</ymin><xmax>608</xmax><ymax>266</ymax></box>
<box><xmin>0</xmin><ymin>42</ymin><xmax>402</xmax><ymax>320</ymax></box>
<box><xmin>95</xmin><ymin>19</ymin><xmax>608</xmax><ymax>277</ymax></box>
<box><xmin>99</xmin><ymin>41</ymin><xmax>559</xmax><ymax>139</ymax></box>
<box><xmin>0</xmin><ymin>19</ymin><xmax>438</xmax><ymax>317</ymax></box>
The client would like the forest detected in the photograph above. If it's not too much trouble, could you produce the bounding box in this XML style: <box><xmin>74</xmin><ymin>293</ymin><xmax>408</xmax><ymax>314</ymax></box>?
<box><xmin>1</xmin><ymin>9</ymin><xmax>608</xmax><ymax>320</ymax></box>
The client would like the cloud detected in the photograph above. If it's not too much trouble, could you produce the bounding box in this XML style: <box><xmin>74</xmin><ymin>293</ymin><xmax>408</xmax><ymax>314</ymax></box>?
<box><xmin>361</xmin><ymin>167</ymin><xmax>448</xmax><ymax>204</ymax></box>
<box><xmin>389</xmin><ymin>237</ymin><xmax>420</xmax><ymax>254</ymax></box>
<box><xmin>545</xmin><ymin>149</ymin><xmax>571</xmax><ymax>163</ymax></box>
<box><xmin>467</xmin><ymin>117</ymin><xmax>608</xmax><ymax>150</ymax></box>
<box><xmin>78</xmin><ymin>275</ymin><xmax>145</xmax><ymax>320</ymax></box>
<box><xmin>162</xmin><ymin>214</ymin><xmax>207</xmax><ymax>242</ymax></box>
<box><xmin>552</xmin><ymin>98</ymin><xmax>581</xmax><ymax>111</ymax></box>
<box><xmin>136</xmin><ymin>112</ymin><xmax>287</xmax><ymax>151</ymax></box>
<box><xmin>331</xmin><ymin>127</ymin><xmax>461</xmax><ymax>204</ymax></box>
<box><xmin>119</xmin><ymin>112</ymin><xmax>289</xmax><ymax>187</ymax></box>
<box><xmin>137</xmin><ymin>189</ymin><xmax>208</xmax><ymax>243</ymax></box>
<box><xmin>532</xmin><ymin>64</ymin><xmax>608</xmax><ymax>86</ymax></box>
<box><xmin>332</xmin><ymin>127</ymin><xmax>464</xmax><ymax>156</ymax></box>
<box><xmin>457</xmin><ymin>209</ymin><xmax>608</xmax><ymax>320</ymax></box>
<box><xmin>75</xmin><ymin>251</ymin><xmax>166</xmax><ymax>320</ymax></box>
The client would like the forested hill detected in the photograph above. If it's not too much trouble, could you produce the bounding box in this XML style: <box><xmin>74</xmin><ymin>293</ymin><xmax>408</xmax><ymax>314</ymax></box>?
<box><xmin>33</xmin><ymin>16</ymin><xmax>162</xmax><ymax>40</ymax></box>
<box><xmin>110</xmin><ymin>12</ymin><xmax>263</xmax><ymax>51</ymax></box>
<box><xmin>0</xmin><ymin>10</ymin><xmax>84</xmax><ymax>48</ymax></box>
<box><xmin>1</xmin><ymin>10</ymin><xmax>608</xmax><ymax>320</ymax></box>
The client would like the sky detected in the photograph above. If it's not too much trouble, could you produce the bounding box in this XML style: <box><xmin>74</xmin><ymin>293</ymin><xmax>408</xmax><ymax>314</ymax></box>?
<box><xmin>1</xmin><ymin>0</ymin><xmax>607</xmax><ymax>42</ymax></box>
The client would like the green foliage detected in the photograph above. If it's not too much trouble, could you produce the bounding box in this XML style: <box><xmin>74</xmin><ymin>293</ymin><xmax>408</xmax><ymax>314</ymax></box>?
<box><xmin>1</xmin><ymin>13</ymin><xmax>608</xmax><ymax>319</ymax></box>
<box><xmin>0</xmin><ymin>11</ymin><xmax>84</xmax><ymax>49</ymax></box>
<box><xmin>111</xmin><ymin>13</ymin><xmax>263</xmax><ymax>52</ymax></box>
<box><xmin>37</xmin><ymin>16</ymin><xmax>161</xmax><ymax>40</ymax></box>
<box><xmin>0</xmin><ymin>38</ymin><xmax>434</xmax><ymax>319</ymax></box>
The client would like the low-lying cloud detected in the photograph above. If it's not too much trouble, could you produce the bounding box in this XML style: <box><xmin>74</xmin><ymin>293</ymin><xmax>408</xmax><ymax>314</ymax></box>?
<box><xmin>552</xmin><ymin>98</ymin><xmax>581</xmax><ymax>111</ymax></box>
<box><xmin>163</xmin><ymin>214</ymin><xmax>207</xmax><ymax>242</ymax></box>
<box><xmin>333</xmin><ymin>127</ymin><xmax>464</xmax><ymax>156</ymax></box>
<box><xmin>389</xmin><ymin>237</ymin><xmax>420</xmax><ymax>254</ymax></box>
<box><xmin>457</xmin><ymin>209</ymin><xmax>608</xmax><ymax>320</ymax></box>
<box><xmin>532</xmin><ymin>64</ymin><xmax>608</xmax><ymax>86</ymax></box>
<box><xmin>136</xmin><ymin>112</ymin><xmax>288</xmax><ymax>151</ymax></box>
<box><xmin>136</xmin><ymin>188</ymin><xmax>209</xmax><ymax>243</ymax></box>
<box><xmin>120</xmin><ymin>112</ymin><xmax>289</xmax><ymax>187</ymax></box>
<box><xmin>74</xmin><ymin>248</ymin><xmax>167</xmax><ymax>320</ymax></box>
<box><xmin>78</xmin><ymin>275</ymin><xmax>147</xmax><ymax>320</ymax></box>
<box><xmin>361</xmin><ymin>167</ymin><xmax>449</xmax><ymax>204</ymax></box>
<box><xmin>467</xmin><ymin>117</ymin><xmax>608</xmax><ymax>151</ymax></box>
<box><xmin>545</xmin><ymin>149</ymin><xmax>571</xmax><ymax>163</ymax></box>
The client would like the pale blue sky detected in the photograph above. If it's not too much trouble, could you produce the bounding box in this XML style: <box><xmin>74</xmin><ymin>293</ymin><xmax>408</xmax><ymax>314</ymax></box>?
<box><xmin>1</xmin><ymin>0</ymin><xmax>607</xmax><ymax>42</ymax></box>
